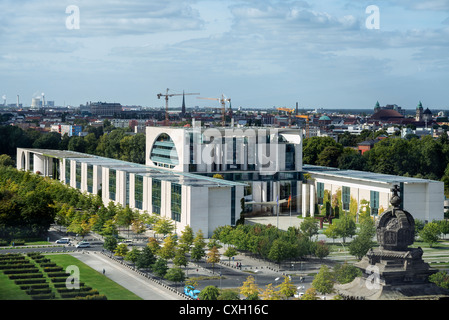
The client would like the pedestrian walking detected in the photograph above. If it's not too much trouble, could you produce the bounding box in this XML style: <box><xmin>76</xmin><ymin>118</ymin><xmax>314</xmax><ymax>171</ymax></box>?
<box><xmin>103</xmin><ymin>268</ymin><xmax>105</xmax><ymax>275</ymax></box>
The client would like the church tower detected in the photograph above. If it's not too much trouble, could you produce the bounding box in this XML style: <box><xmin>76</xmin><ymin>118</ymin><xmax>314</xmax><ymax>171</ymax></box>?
<box><xmin>416</xmin><ymin>101</ymin><xmax>423</xmax><ymax>121</ymax></box>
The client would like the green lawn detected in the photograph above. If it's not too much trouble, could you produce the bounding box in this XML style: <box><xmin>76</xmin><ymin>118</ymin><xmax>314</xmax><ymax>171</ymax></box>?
<box><xmin>0</xmin><ymin>271</ymin><xmax>31</xmax><ymax>300</ymax></box>
<box><xmin>47</xmin><ymin>254</ymin><xmax>142</xmax><ymax>300</ymax></box>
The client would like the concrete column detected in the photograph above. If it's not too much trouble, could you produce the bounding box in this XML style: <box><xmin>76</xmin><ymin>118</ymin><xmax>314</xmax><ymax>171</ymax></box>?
<box><xmin>309</xmin><ymin>184</ymin><xmax>315</xmax><ymax>217</ymax></box>
<box><xmin>302</xmin><ymin>183</ymin><xmax>309</xmax><ymax>217</ymax></box>
<box><xmin>33</xmin><ymin>154</ymin><xmax>45</xmax><ymax>175</ymax></box>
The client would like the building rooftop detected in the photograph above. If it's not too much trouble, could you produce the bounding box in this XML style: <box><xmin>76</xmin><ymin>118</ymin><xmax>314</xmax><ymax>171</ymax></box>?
<box><xmin>303</xmin><ymin>164</ymin><xmax>438</xmax><ymax>184</ymax></box>
<box><xmin>24</xmin><ymin>149</ymin><xmax>247</xmax><ymax>188</ymax></box>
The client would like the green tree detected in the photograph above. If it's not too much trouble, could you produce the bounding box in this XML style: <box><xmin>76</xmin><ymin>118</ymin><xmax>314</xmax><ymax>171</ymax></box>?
<box><xmin>333</xmin><ymin>262</ymin><xmax>362</xmax><ymax>284</ymax></box>
<box><xmin>316</xmin><ymin>146</ymin><xmax>343</xmax><ymax>168</ymax></box>
<box><xmin>165</xmin><ymin>267</ymin><xmax>186</xmax><ymax>289</ymax></box>
<box><xmin>223</xmin><ymin>246</ymin><xmax>238</xmax><ymax>263</ymax></box>
<box><xmin>419</xmin><ymin>222</ymin><xmax>441</xmax><ymax>247</ymax></box>
<box><xmin>191</xmin><ymin>229</ymin><xmax>207</xmax><ymax>262</ymax></box>
<box><xmin>206</xmin><ymin>246</ymin><xmax>221</xmax><ymax>274</ymax></box>
<box><xmin>315</xmin><ymin>240</ymin><xmax>330</xmax><ymax>259</ymax></box>
<box><xmin>267</xmin><ymin>239</ymin><xmax>290</xmax><ymax>267</ymax></box>
<box><xmin>153</xmin><ymin>217</ymin><xmax>175</xmax><ymax>238</ymax></box>
<box><xmin>312</xmin><ymin>265</ymin><xmax>335</xmax><ymax>295</ymax></box>
<box><xmin>136</xmin><ymin>246</ymin><xmax>156</xmax><ymax>269</ymax></box>
<box><xmin>300</xmin><ymin>217</ymin><xmax>319</xmax><ymax>240</ymax></box>
<box><xmin>114</xmin><ymin>243</ymin><xmax>129</xmax><ymax>257</ymax></box>
<box><xmin>125</xmin><ymin>247</ymin><xmax>141</xmax><ymax>264</ymax></box>
<box><xmin>159</xmin><ymin>235</ymin><xmax>177</xmax><ymax>260</ymax></box>
<box><xmin>276</xmin><ymin>275</ymin><xmax>296</xmax><ymax>299</ymax></box>
<box><xmin>199</xmin><ymin>285</ymin><xmax>220</xmax><ymax>300</ymax></box>
<box><xmin>179</xmin><ymin>225</ymin><xmax>194</xmax><ymax>252</ymax></box>
<box><xmin>333</xmin><ymin>215</ymin><xmax>357</xmax><ymax>243</ymax></box>
<box><xmin>303</xmin><ymin>136</ymin><xmax>342</xmax><ymax>165</ymax></box>
<box><xmin>429</xmin><ymin>271</ymin><xmax>449</xmax><ymax>290</ymax></box>
<box><xmin>152</xmin><ymin>258</ymin><xmax>168</xmax><ymax>278</ymax></box>
<box><xmin>240</xmin><ymin>276</ymin><xmax>260</xmax><ymax>299</ymax></box>
<box><xmin>103</xmin><ymin>236</ymin><xmax>118</xmax><ymax>252</ymax></box>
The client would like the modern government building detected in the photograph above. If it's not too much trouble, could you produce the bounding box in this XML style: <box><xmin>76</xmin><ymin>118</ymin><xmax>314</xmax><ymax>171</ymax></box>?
<box><xmin>16</xmin><ymin>124</ymin><xmax>445</xmax><ymax>237</ymax></box>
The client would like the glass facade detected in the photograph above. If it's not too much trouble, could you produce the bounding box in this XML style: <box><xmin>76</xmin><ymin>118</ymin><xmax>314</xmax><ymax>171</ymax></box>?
<box><xmin>152</xmin><ymin>178</ymin><xmax>161</xmax><ymax>214</ymax></box>
<box><xmin>65</xmin><ymin>160</ymin><xmax>70</xmax><ymax>185</ymax></box>
<box><xmin>317</xmin><ymin>182</ymin><xmax>324</xmax><ymax>205</ymax></box>
<box><xmin>135</xmin><ymin>175</ymin><xmax>143</xmax><ymax>210</ymax></box>
<box><xmin>342</xmin><ymin>186</ymin><xmax>350</xmax><ymax>211</ymax></box>
<box><xmin>109</xmin><ymin>169</ymin><xmax>116</xmax><ymax>201</ymax></box>
<box><xmin>150</xmin><ymin>133</ymin><xmax>179</xmax><ymax>169</ymax></box>
<box><xmin>171</xmin><ymin>183</ymin><xmax>182</xmax><ymax>222</ymax></box>
<box><xmin>75</xmin><ymin>162</ymin><xmax>82</xmax><ymax>189</ymax></box>
<box><xmin>370</xmin><ymin>190</ymin><xmax>379</xmax><ymax>215</ymax></box>
<box><xmin>87</xmin><ymin>164</ymin><xmax>93</xmax><ymax>193</ymax></box>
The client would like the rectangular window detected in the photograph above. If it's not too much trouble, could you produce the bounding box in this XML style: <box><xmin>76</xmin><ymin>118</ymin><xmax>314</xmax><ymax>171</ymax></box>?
<box><xmin>370</xmin><ymin>190</ymin><xmax>379</xmax><ymax>216</ymax></box>
<box><xmin>317</xmin><ymin>182</ymin><xmax>324</xmax><ymax>205</ymax></box>
<box><xmin>109</xmin><ymin>169</ymin><xmax>116</xmax><ymax>201</ymax></box>
<box><xmin>75</xmin><ymin>162</ymin><xmax>82</xmax><ymax>189</ymax></box>
<box><xmin>135</xmin><ymin>175</ymin><xmax>143</xmax><ymax>210</ymax></box>
<box><xmin>125</xmin><ymin>173</ymin><xmax>130</xmax><ymax>206</ymax></box>
<box><xmin>171</xmin><ymin>183</ymin><xmax>182</xmax><ymax>222</ymax></box>
<box><xmin>342</xmin><ymin>186</ymin><xmax>350</xmax><ymax>211</ymax></box>
<box><xmin>87</xmin><ymin>164</ymin><xmax>93</xmax><ymax>193</ymax></box>
<box><xmin>152</xmin><ymin>179</ymin><xmax>161</xmax><ymax>215</ymax></box>
<box><xmin>231</xmin><ymin>186</ymin><xmax>236</xmax><ymax>225</ymax></box>
<box><xmin>65</xmin><ymin>160</ymin><xmax>70</xmax><ymax>185</ymax></box>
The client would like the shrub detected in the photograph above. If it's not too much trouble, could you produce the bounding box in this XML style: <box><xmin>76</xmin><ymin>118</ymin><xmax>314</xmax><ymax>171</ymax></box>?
<box><xmin>3</xmin><ymin>268</ymin><xmax>39</xmax><ymax>274</ymax></box>
<box><xmin>14</xmin><ymin>279</ymin><xmax>47</xmax><ymax>285</ymax></box>
<box><xmin>8</xmin><ymin>273</ymin><xmax>44</xmax><ymax>280</ymax></box>
<box><xmin>30</xmin><ymin>293</ymin><xmax>55</xmax><ymax>300</ymax></box>
<box><xmin>46</xmin><ymin>272</ymin><xmax>70</xmax><ymax>278</ymax></box>
<box><xmin>26</xmin><ymin>288</ymin><xmax>53</xmax><ymax>295</ymax></box>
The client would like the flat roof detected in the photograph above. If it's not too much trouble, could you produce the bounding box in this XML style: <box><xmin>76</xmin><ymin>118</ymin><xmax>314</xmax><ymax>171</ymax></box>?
<box><xmin>21</xmin><ymin>148</ymin><xmax>246</xmax><ymax>188</ymax></box>
<box><xmin>303</xmin><ymin>164</ymin><xmax>438</xmax><ymax>184</ymax></box>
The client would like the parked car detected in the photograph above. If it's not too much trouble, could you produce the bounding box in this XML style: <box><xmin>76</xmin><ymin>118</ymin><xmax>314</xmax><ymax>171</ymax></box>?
<box><xmin>118</xmin><ymin>240</ymin><xmax>134</xmax><ymax>246</ymax></box>
<box><xmin>55</xmin><ymin>238</ymin><xmax>70</xmax><ymax>244</ymax></box>
<box><xmin>76</xmin><ymin>241</ymin><xmax>90</xmax><ymax>248</ymax></box>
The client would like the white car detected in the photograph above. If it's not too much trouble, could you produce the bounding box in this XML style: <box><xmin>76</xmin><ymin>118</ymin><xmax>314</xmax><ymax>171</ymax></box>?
<box><xmin>118</xmin><ymin>240</ymin><xmax>134</xmax><ymax>246</ymax></box>
<box><xmin>76</xmin><ymin>241</ymin><xmax>90</xmax><ymax>248</ymax></box>
<box><xmin>55</xmin><ymin>238</ymin><xmax>70</xmax><ymax>244</ymax></box>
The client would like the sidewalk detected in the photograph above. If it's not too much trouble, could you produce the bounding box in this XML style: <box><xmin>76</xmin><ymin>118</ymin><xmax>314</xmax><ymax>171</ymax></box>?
<box><xmin>71</xmin><ymin>251</ymin><xmax>185</xmax><ymax>300</ymax></box>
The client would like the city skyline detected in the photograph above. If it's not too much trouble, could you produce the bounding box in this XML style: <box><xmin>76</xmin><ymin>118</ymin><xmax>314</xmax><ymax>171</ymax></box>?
<box><xmin>1</xmin><ymin>1</ymin><xmax>449</xmax><ymax>109</ymax></box>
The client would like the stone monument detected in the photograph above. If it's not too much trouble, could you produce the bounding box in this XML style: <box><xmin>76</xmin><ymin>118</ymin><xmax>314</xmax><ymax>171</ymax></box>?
<box><xmin>336</xmin><ymin>185</ymin><xmax>449</xmax><ymax>300</ymax></box>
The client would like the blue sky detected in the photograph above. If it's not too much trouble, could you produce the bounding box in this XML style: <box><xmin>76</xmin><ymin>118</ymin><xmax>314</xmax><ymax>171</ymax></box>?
<box><xmin>1</xmin><ymin>0</ymin><xmax>449</xmax><ymax>110</ymax></box>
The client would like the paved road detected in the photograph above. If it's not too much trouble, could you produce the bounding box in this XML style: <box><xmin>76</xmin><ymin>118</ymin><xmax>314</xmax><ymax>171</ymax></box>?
<box><xmin>71</xmin><ymin>251</ymin><xmax>183</xmax><ymax>300</ymax></box>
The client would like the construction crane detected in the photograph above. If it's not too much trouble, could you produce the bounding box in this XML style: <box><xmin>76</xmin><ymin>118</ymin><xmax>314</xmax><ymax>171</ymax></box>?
<box><xmin>277</xmin><ymin>108</ymin><xmax>295</xmax><ymax>128</ymax></box>
<box><xmin>157</xmin><ymin>89</ymin><xmax>199</xmax><ymax>126</ymax></box>
<box><xmin>296</xmin><ymin>114</ymin><xmax>310</xmax><ymax>138</ymax></box>
<box><xmin>197</xmin><ymin>94</ymin><xmax>231</xmax><ymax>127</ymax></box>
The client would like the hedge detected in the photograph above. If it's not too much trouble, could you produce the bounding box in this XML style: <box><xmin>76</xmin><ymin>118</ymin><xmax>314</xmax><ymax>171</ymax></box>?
<box><xmin>46</xmin><ymin>272</ymin><xmax>70</xmax><ymax>278</ymax></box>
<box><xmin>14</xmin><ymin>278</ymin><xmax>47</xmax><ymax>285</ymax></box>
<box><xmin>19</xmin><ymin>284</ymin><xmax>50</xmax><ymax>290</ymax></box>
<box><xmin>8</xmin><ymin>273</ymin><xmax>44</xmax><ymax>280</ymax></box>
<box><xmin>74</xmin><ymin>294</ymin><xmax>107</xmax><ymax>300</ymax></box>
<box><xmin>30</xmin><ymin>293</ymin><xmax>55</xmax><ymax>300</ymax></box>
<box><xmin>60</xmin><ymin>289</ymin><xmax>100</xmax><ymax>299</ymax></box>
<box><xmin>0</xmin><ymin>263</ymin><xmax>36</xmax><ymax>270</ymax></box>
<box><xmin>3</xmin><ymin>268</ymin><xmax>40</xmax><ymax>274</ymax></box>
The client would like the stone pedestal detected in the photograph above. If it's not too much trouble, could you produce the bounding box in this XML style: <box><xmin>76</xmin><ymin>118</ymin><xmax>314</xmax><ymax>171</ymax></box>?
<box><xmin>335</xmin><ymin>185</ymin><xmax>449</xmax><ymax>300</ymax></box>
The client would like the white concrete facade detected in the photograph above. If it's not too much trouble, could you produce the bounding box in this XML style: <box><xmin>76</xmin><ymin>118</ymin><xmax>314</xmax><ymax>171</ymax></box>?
<box><xmin>304</xmin><ymin>165</ymin><xmax>444</xmax><ymax>222</ymax></box>
<box><xmin>16</xmin><ymin>148</ymin><xmax>245</xmax><ymax>237</ymax></box>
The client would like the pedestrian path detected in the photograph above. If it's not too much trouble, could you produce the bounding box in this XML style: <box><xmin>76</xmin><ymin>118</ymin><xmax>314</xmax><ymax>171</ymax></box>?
<box><xmin>71</xmin><ymin>251</ymin><xmax>184</xmax><ymax>300</ymax></box>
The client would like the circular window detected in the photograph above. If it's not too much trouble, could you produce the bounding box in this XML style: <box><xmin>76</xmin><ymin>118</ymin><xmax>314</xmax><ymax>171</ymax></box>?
<box><xmin>150</xmin><ymin>133</ymin><xmax>179</xmax><ymax>168</ymax></box>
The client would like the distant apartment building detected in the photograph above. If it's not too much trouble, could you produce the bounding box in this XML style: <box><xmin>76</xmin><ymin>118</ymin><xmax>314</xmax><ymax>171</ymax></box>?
<box><xmin>51</xmin><ymin>124</ymin><xmax>82</xmax><ymax>137</ymax></box>
<box><xmin>90</xmin><ymin>102</ymin><xmax>122</xmax><ymax>116</ymax></box>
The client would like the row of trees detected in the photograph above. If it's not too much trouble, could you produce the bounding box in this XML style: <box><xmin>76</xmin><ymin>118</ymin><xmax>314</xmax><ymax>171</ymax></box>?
<box><xmin>0</xmin><ymin>122</ymin><xmax>145</xmax><ymax>164</ymax></box>
<box><xmin>303</xmin><ymin>133</ymin><xmax>449</xmax><ymax>196</ymax></box>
